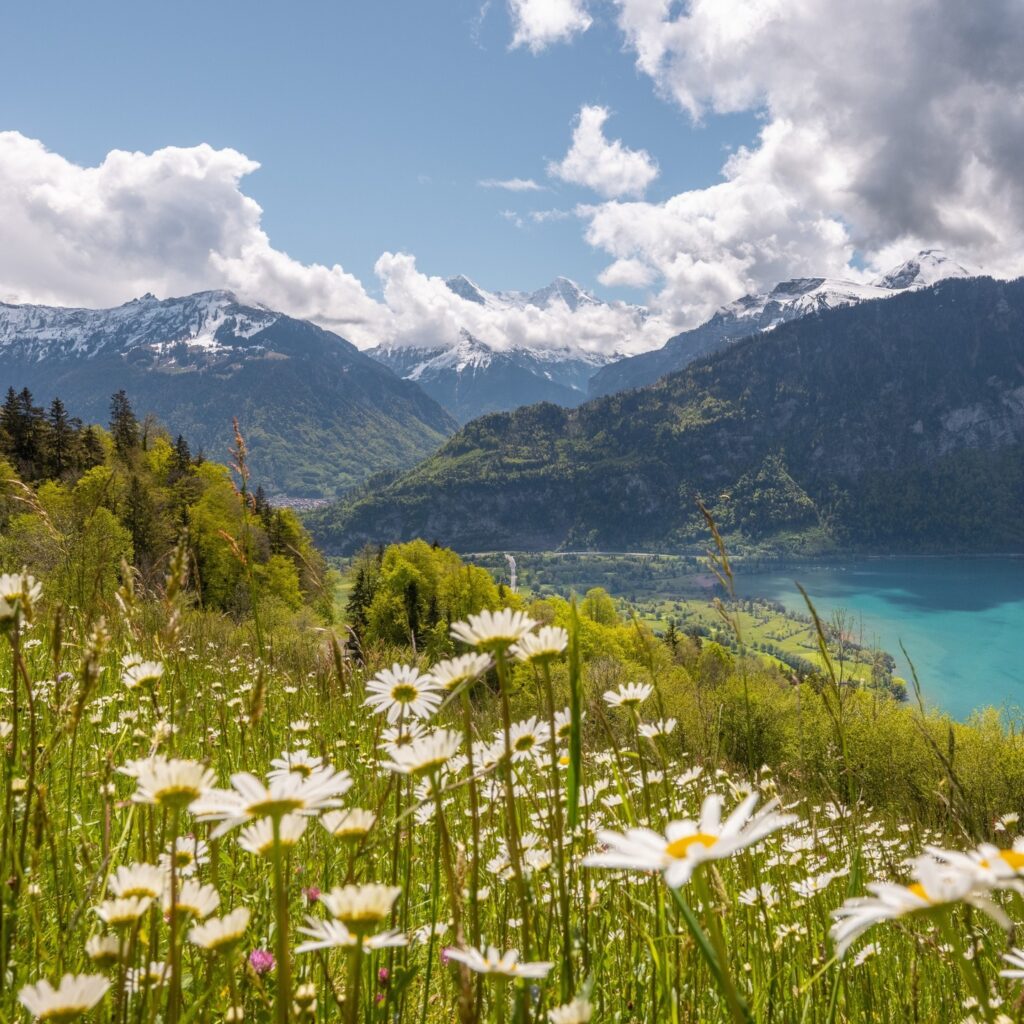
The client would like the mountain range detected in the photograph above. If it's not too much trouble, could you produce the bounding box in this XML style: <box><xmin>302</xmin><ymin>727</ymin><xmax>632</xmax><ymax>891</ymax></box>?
<box><xmin>0</xmin><ymin>291</ymin><xmax>456</xmax><ymax>497</ymax></box>
<box><xmin>588</xmin><ymin>250</ymin><xmax>976</xmax><ymax>397</ymax></box>
<box><xmin>368</xmin><ymin>276</ymin><xmax>623</xmax><ymax>422</ymax></box>
<box><xmin>307</xmin><ymin>275</ymin><xmax>1024</xmax><ymax>554</ymax></box>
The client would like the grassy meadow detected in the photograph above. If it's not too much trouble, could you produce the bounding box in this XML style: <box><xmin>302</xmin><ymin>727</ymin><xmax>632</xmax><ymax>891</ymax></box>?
<box><xmin>3</xmin><ymin>407</ymin><xmax>1024</xmax><ymax>1023</ymax></box>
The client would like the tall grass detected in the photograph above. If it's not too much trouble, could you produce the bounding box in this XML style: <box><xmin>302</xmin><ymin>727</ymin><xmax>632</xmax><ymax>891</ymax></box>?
<box><xmin>3</xmin><ymin>563</ymin><xmax>1024</xmax><ymax>1024</ymax></box>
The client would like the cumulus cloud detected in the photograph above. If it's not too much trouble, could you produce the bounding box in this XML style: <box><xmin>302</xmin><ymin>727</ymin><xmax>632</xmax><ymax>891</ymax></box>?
<box><xmin>479</xmin><ymin>177</ymin><xmax>546</xmax><ymax>191</ymax></box>
<box><xmin>0</xmin><ymin>131</ymin><xmax>666</xmax><ymax>356</ymax></box>
<box><xmin>507</xmin><ymin>0</ymin><xmax>591</xmax><ymax>52</ymax></box>
<box><xmin>0</xmin><ymin>131</ymin><xmax>389</xmax><ymax>340</ymax></box>
<box><xmin>548</xmin><ymin>105</ymin><xmax>659</xmax><ymax>199</ymax></box>
<box><xmin>570</xmin><ymin>0</ymin><xmax>1024</xmax><ymax>327</ymax></box>
<box><xmin>375</xmin><ymin>251</ymin><xmax>663</xmax><ymax>355</ymax></box>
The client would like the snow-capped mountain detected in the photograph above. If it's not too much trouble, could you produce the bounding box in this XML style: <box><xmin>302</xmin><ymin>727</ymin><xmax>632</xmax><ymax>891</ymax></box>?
<box><xmin>371</xmin><ymin>328</ymin><xmax>615</xmax><ymax>424</ymax></box>
<box><xmin>871</xmin><ymin>248</ymin><xmax>976</xmax><ymax>289</ymax></box>
<box><xmin>0</xmin><ymin>290</ymin><xmax>279</xmax><ymax>362</ymax></box>
<box><xmin>368</xmin><ymin>276</ymin><xmax>623</xmax><ymax>422</ymax></box>
<box><xmin>0</xmin><ymin>291</ymin><xmax>456</xmax><ymax>497</ymax></box>
<box><xmin>588</xmin><ymin>250</ymin><xmax>980</xmax><ymax>398</ymax></box>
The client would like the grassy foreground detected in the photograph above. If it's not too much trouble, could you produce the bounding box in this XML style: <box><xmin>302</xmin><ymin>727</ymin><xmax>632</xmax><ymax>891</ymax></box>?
<box><xmin>3</xmin><ymin>544</ymin><xmax>1024</xmax><ymax>1024</ymax></box>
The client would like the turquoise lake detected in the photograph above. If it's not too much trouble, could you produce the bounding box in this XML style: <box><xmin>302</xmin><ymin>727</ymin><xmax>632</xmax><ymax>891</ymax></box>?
<box><xmin>735</xmin><ymin>558</ymin><xmax>1024</xmax><ymax>720</ymax></box>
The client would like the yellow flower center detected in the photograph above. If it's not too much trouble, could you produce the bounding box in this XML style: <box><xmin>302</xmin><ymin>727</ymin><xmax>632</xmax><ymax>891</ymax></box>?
<box><xmin>665</xmin><ymin>833</ymin><xmax>718</xmax><ymax>859</ymax></box>
<box><xmin>999</xmin><ymin>850</ymin><xmax>1024</xmax><ymax>871</ymax></box>
<box><xmin>392</xmin><ymin>684</ymin><xmax>419</xmax><ymax>703</ymax></box>
<box><xmin>907</xmin><ymin>882</ymin><xmax>931</xmax><ymax>901</ymax></box>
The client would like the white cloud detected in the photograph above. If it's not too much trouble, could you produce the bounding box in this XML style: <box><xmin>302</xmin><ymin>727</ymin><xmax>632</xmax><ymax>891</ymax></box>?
<box><xmin>0</xmin><ymin>131</ymin><xmax>667</xmax><ymax>357</ymax></box>
<box><xmin>548</xmin><ymin>105</ymin><xmax>659</xmax><ymax>199</ymax></box>
<box><xmin>375</xmin><ymin>251</ymin><xmax>664</xmax><ymax>355</ymax></box>
<box><xmin>478</xmin><ymin>177</ymin><xmax>546</xmax><ymax>191</ymax></box>
<box><xmin>598</xmin><ymin>257</ymin><xmax>656</xmax><ymax>289</ymax></box>
<box><xmin>508</xmin><ymin>0</ymin><xmax>591</xmax><ymax>52</ymax></box>
<box><xmin>571</xmin><ymin>0</ymin><xmax>1024</xmax><ymax>327</ymax></box>
<box><xmin>0</xmin><ymin>131</ymin><xmax>390</xmax><ymax>340</ymax></box>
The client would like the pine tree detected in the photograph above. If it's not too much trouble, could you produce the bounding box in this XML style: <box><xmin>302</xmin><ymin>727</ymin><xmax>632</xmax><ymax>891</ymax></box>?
<box><xmin>663</xmin><ymin>618</ymin><xmax>680</xmax><ymax>655</ymax></box>
<box><xmin>47</xmin><ymin>396</ymin><xmax>79</xmax><ymax>478</ymax></box>
<box><xmin>171</xmin><ymin>434</ymin><xmax>192</xmax><ymax>477</ymax></box>
<box><xmin>109</xmin><ymin>390</ymin><xmax>140</xmax><ymax>456</ymax></box>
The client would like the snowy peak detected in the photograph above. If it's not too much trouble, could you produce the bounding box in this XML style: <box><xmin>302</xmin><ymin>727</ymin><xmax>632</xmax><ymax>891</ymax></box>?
<box><xmin>0</xmin><ymin>290</ymin><xmax>279</xmax><ymax>361</ymax></box>
<box><xmin>872</xmin><ymin>249</ymin><xmax>977</xmax><ymax>290</ymax></box>
<box><xmin>443</xmin><ymin>274</ymin><xmax>607</xmax><ymax>314</ymax></box>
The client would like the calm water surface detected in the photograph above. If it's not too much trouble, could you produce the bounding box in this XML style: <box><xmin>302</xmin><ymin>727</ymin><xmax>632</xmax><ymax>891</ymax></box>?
<box><xmin>735</xmin><ymin>557</ymin><xmax>1024</xmax><ymax>719</ymax></box>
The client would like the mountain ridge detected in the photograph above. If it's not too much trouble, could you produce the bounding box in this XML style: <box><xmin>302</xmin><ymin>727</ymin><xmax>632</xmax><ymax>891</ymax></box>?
<box><xmin>308</xmin><ymin>275</ymin><xmax>1024</xmax><ymax>554</ymax></box>
<box><xmin>0</xmin><ymin>290</ymin><xmax>457</xmax><ymax>497</ymax></box>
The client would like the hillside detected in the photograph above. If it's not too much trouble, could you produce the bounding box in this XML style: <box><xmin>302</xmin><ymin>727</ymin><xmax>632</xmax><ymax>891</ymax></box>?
<box><xmin>588</xmin><ymin>249</ymin><xmax>975</xmax><ymax>398</ymax></box>
<box><xmin>308</xmin><ymin>276</ymin><xmax>1024</xmax><ymax>554</ymax></box>
<box><xmin>0</xmin><ymin>291</ymin><xmax>456</xmax><ymax>497</ymax></box>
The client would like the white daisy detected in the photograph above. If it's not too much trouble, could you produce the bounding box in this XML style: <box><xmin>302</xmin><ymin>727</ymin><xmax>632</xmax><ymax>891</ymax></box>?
<box><xmin>188</xmin><ymin>907</ymin><xmax>251</xmax><ymax>952</ymax></box>
<box><xmin>18</xmin><ymin>973</ymin><xmax>109</xmax><ymax>1022</ymax></box>
<box><xmin>584</xmin><ymin>793</ymin><xmax>796</xmax><ymax>888</ymax></box>
<box><xmin>603</xmin><ymin>682</ymin><xmax>654</xmax><ymax>709</ymax></box>
<box><xmin>450</xmin><ymin>609</ymin><xmax>537</xmax><ymax>651</ymax></box>
<box><xmin>363</xmin><ymin>665</ymin><xmax>443</xmax><ymax>722</ymax></box>
<box><xmin>430</xmin><ymin>653</ymin><xmax>493</xmax><ymax>691</ymax></box>
<box><xmin>510</xmin><ymin>626</ymin><xmax>568</xmax><ymax>663</ymax></box>
<box><xmin>444</xmin><ymin>944</ymin><xmax>553</xmax><ymax>979</ymax></box>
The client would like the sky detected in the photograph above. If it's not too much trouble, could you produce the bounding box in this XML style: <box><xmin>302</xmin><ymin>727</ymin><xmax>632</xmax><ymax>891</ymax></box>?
<box><xmin>2</xmin><ymin>1</ymin><xmax>1023</xmax><ymax>355</ymax></box>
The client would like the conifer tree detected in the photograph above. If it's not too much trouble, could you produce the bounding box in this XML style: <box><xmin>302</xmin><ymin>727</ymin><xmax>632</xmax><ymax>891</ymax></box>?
<box><xmin>109</xmin><ymin>390</ymin><xmax>140</xmax><ymax>456</ymax></box>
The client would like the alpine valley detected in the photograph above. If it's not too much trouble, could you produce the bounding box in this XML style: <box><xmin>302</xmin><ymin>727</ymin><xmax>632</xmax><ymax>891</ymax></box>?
<box><xmin>308</xmin><ymin>274</ymin><xmax>1024</xmax><ymax>554</ymax></box>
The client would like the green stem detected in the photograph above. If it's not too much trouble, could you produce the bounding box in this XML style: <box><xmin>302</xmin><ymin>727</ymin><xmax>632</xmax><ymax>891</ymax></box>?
<box><xmin>271</xmin><ymin>816</ymin><xmax>292</xmax><ymax>1024</ymax></box>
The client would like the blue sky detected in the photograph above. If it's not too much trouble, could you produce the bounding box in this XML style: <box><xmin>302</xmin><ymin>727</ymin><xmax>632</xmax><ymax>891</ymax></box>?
<box><xmin>2</xmin><ymin>1</ymin><xmax>757</xmax><ymax>297</ymax></box>
<box><xmin>1</xmin><ymin>1</ymin><xmax>1017</xmax><ymax>354</ymax></box>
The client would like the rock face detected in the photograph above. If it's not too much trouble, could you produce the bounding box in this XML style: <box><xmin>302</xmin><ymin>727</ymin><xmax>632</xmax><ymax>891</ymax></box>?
<box><xmin>0</xmin><ymin>291</ymin><xmax>457</xmax><ymax>497</ymax></box>
<box><xmin>308</xmin><ymin>276</ymin><xmax>1024</xmax><ymax>554</ymax></box>
<box><xmin>588</xmin><ymin>250</ymin><xmax>978</xmax><ymax>398</ymax></box>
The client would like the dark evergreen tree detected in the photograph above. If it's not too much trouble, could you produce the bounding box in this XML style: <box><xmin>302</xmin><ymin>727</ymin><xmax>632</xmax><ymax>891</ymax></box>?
<box><xmin>170</xmin><ymin>434</ymin><xmax>192</xmax><ymax>479</ymax></box>
<box><xmin>47</xmin><ymin>396</ymin><xmax>79</xmax><ymax>478</ymax></box>
<box><xmin>109</xmin><ymin>390</ymin><xmax>140</xmax><ymax>456</ymax></box>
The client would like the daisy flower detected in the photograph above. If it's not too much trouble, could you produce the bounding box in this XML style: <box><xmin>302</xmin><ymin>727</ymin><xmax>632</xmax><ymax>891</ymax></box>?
<box><xmin>549</xmin><ymin>997</ymin><xmax>594</xmax><ymax>1023</ymax></box>
<box><xmin>603</xmin><ymin>682</ymin><xmax>653</xmax><ymax>710</ymax></box>
<box><xmin>319</xmin><ymin>884</ymin><xmax>401</xmax><ymax>929</ymax></box>
<box><xmin>268</xmin><ymin>749</ymin><xmax>324</xmax><ymax>781</ymax></box>
<box><xmin>166</xmin><ymin>880</ymin><xmax>221</xmax><ymax>919</ymax></box>
<box><xmin>295</xmin><ymin>918</ymin><xmax>407</xmax><ymax>952</ymax></box>
<box><xmin>831</xmin><ymin>854</ymin><xmax>1012</xmax><ymax>957</ymax></box>
<box><xmin>18</xmin><ymin>973</ymin><xmax>109</xmax><ymax>1022</ymax></box>
<box><xmin>430</xmin><ymin>653</ymin><xmax>493</xmax><ymax>692</ymax></box>
<box><xmin>84</xmin><ymin>935</ymin><xmax>122</xmax><ymax>968</ymax></box>
<box><xmin>450</xmin><ymin>609</ymin><xmax>537</xmax><ymax>651</ymax></box>
<box><xmin>188</xmin><ymin>907</ymin><xmax>251</xmax><ymax>952</ymax></box>
<box><xmin>132</xmin><ymin>757</ymin><xmax>215</xmax><ymax>809</ymax></box>
<box><xmin>505</xmin><ymin>717</ymin><xmax>551</xmax><ymax>762</ymax></box>
<box><xmin>191</xmin><ymin>767</ymin><xmax>352</xmax><ymax>837</ymax></box>
<box><xmin>363</xmin><ymin>665</ymin><xmax>443</xmax><ymax>722</ymax></box>
<box><xmin>584</xmin><ymin>793</ymin><xmax>796</xmax><ymax>888</ymax></box>
<box><xmin>93</xmin><ymin>896</ymin><xmax>152</xmax><ymax>928</ymax></box>
<box><xmin>122</xmin><ymin>660</ymin><xmax>164</xmax><ymax>691</ymax></box>
<box><xmin>108</xmin><ymin>863</ymin><xmax>166</xmax><ymax>900</ymax></box>
<box><xmin>320</xmin><ymin>808</ymin><xmax>376</xmax><ymax>841</ymax></box>
<box><xmin>238</xmin><ymin>814</ymin><xmax>308</xmax><ymax>856</ymax></box>
<box><xmin>510</xmin><ymin>626</ymin><xmax>568</xmax><ymax>663</ymax></box>
<box><xmin>159</xmin><ymin>836</ymin><xmax>209</xmax><ymax>877</ymax></box>
<box><xmin>639</xmin><ymin>718</ymin><xmax>677</xmax><ymax>739</ymax></box>
<box><xmin>0</xmin><ymin>572</ymin><xmax>42</xmax><ymax>626</ymax></box>
<box><xmin>382</xmin><ymin>729</ymin><xmax>461</xmax><ymax>777</ymax></box>
<box><xmin>444</xmin><ymin>944</ymin><xmax>553</xmax><ymax>979</ymax></box>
